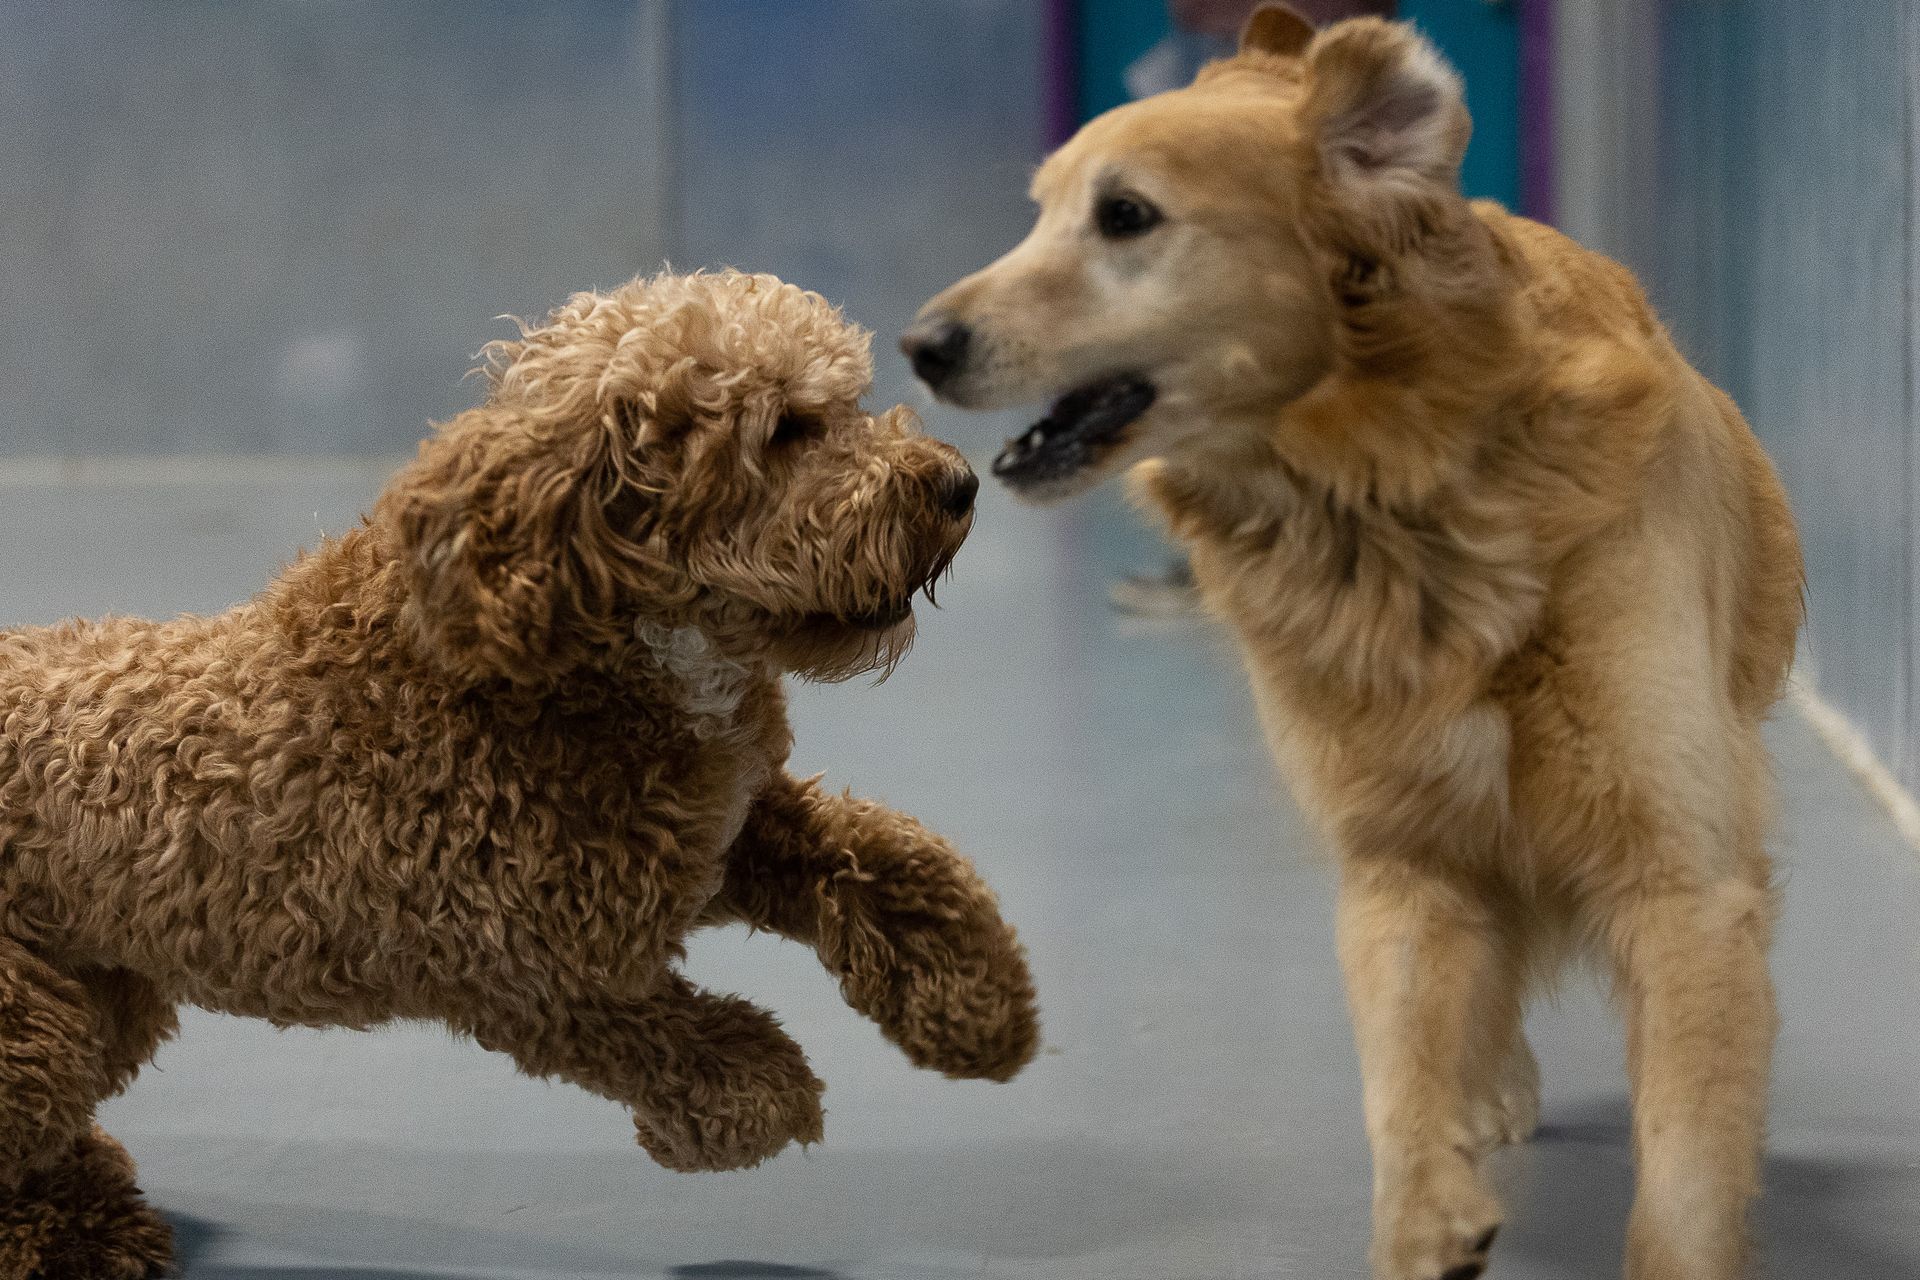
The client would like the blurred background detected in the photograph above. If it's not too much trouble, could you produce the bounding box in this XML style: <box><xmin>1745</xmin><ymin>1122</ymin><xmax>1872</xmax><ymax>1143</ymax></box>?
<box><xmin>5</xmin><ymin>0</ymin><xmax>1905</xmax><ymax>788</ymax></box>
<box><xmin>5</xmin><ymin>3</ymin><xmax>1919</xmax><ymax>1278</ymax></box>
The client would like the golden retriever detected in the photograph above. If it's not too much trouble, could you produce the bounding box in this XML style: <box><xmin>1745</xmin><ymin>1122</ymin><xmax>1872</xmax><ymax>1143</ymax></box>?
<box><xmin>905</xmin><ymin>7</ymin><xmax>1802</xmax><ymax>1279</ymax></box>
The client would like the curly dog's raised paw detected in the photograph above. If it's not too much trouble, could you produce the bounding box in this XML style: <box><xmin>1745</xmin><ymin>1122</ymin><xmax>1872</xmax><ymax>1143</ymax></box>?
<box><xmin>883</xmin><ymin>952</ymin><xmax>1041</xmax><ymax>1082</ymax></box>
<box><xmin>633</xmin><ymin>1068</ymin><xmax>825</xmax><ymax>1173</ymax></box>
<box><xmin>625</xmin><ymin>988</ymin><xmax>828</xmax><ymax>1173</ymax></box>
<box><xmin>1</xmin><ymin>1128</ymin><xmax>174</xmax><ymax>1280</ymax></box>
<box><xmin>838</xmin><ymin>893</ymin><xmax>1040</xmax><ymax>1082</ymax></box>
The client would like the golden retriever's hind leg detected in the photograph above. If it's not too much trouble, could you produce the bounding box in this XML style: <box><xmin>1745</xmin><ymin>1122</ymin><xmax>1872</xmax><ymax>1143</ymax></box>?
<box><xmin>1338</xmin><ymin>860</ymin><xmax>1510</xmax><ymax>1280</ymax></box>
<box><xmin>1609</xmin><ymin>878</ymin><xmax>1775</xmax><ymax>1280</ymax></box>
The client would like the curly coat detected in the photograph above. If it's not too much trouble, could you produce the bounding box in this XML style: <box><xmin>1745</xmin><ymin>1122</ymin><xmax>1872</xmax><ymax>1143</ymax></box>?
<box><xmin>0</xmin><ymin>271</ymin><xmax>1038</xmax><ymax>1279</ymax></box>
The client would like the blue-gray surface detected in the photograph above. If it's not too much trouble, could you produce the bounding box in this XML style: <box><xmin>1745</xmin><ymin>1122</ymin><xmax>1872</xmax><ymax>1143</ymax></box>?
<box><xmin>0</xmin><ymin>1</ymin><xmax>678</xmax><ymax>455</ymax></box>
<box><xmin>0</xmin><ymin>464</ymin><xmax>1906</xmax><ymax>1279</ymax></box>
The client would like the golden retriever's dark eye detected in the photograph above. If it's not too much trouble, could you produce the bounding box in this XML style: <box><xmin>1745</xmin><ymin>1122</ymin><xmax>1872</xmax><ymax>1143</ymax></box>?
<box><xmin>769</xmin><ymin>414</ymin><xmax>821</xmax><ymax>448</ymax></box>
<box><xmin>1095</xmin><ymin>193</ymin><xmax>1161</xmax><ymax>239</ymax></box>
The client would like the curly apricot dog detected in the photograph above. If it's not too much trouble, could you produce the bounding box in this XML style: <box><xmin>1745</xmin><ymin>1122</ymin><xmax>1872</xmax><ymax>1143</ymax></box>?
<box><xmin>0</xmin><ymin>270</ymin><xmax>1038</xmax><ymax>1279</ymax></box>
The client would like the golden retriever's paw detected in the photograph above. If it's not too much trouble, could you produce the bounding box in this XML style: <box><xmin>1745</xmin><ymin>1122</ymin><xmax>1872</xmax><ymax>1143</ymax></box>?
<box><xmin>1372</xmin><ymin>1161</ymin><xmax>1503</xmax><ymax>1280</ymax></box>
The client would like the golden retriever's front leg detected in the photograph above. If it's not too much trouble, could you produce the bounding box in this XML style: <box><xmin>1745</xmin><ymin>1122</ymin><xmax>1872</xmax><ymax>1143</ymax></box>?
<box><xmin>1462</xmin><ymin>991</ymin><xmax>1541</xmax><ymax>1157</ymax></box>
<box><xmin>1608</xmin><ymin>877</ymin><xmax>1775</xmax><ymax>1280</ymax></box>
<box><xmin>707</xmin><ymin>772</ymin><xmax>1039</xmax><ymax>1082</ymax></box>
<box><xmin>1338</xmin><ymin>858</ymin><xmax>1512</xmax><ymax>1280</ymax></box>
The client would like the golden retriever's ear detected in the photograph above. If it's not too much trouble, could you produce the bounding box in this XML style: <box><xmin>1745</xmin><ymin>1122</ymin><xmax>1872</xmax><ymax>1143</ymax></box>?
<box><xmin>377</xmin><ymin>403</ymin><xmax>649</xmax><ymax>683</ymax></box>
<box><xmin>1302</xmin><ymin>18</ymin><xmax>1469</xmax><ymax>191</ymax></box>
<box><xmin>1240</xmin><ymin>4</ymin><xmax>1314</xmax><ymax>58</ymax></box>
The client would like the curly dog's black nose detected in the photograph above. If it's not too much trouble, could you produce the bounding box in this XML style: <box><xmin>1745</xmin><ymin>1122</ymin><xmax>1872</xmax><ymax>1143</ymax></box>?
<box><xmin>901</xmin><ymin>320</ymin><xmax>971</xmax><ymax>391</ymax></box>
<box><xmin>940</xmin><ymin>466</ymin><xmax>979</xmax><ymax>517</ymax></box>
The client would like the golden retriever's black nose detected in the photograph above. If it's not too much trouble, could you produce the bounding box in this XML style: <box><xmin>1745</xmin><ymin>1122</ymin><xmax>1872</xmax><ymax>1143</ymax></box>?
<box><xmin>940</xmin><ymin>466</ymin><xmax>979</xmax><ymax>517</ymax></box>
<box><xmin>901</xmin><ymin>320</ymin><xmax>970</xmax><ymax>390</ymax></box>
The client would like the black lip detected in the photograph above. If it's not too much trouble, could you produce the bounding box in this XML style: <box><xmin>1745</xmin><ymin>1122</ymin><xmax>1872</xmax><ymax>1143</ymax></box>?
<box><xmin>991</xmin><ymin>376</ymin><xmax>1156</xmax><ymax>490</ymax></box>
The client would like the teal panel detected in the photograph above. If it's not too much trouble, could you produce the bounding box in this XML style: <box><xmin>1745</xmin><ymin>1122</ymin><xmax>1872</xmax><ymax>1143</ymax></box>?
<box><xmin>1400</xmin><ymin>0</ymin><xmax>1521</xmax><ymax>207</ymax></box>
<box><xmin>1076</xmin><ymin>0</ymin><xmax>1177</xmax><ymax>120</ymax></box>
<box><xmin>1075</xmin><ymin>1</ymin><xmax>1520</xmax><ymax>207</ymax></box>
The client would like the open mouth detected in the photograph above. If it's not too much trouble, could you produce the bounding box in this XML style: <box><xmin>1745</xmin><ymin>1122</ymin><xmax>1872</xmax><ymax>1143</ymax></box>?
<box><xmin>991</xmin><ymin>375</ymin><xmax>1156</xmax><ymax>493</ymax></box>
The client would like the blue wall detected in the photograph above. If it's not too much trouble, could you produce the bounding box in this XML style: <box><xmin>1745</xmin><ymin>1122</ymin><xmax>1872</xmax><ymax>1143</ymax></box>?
<box><xmin>0</xmin><ymin>0</ymin><xmax>678</xmax><ymax>455</ymax></box>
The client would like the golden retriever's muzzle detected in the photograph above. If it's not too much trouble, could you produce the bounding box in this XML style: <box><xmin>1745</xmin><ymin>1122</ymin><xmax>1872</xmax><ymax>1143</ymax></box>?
<box><xmin>903</xmin><ymin>315</ymin><xmax>1158</xmax><ymax>501</ymax></box>
<box><xmin>989</xmin><ymin>376</ymin><xmax>1156</xmax><ymax>497</ymax></box>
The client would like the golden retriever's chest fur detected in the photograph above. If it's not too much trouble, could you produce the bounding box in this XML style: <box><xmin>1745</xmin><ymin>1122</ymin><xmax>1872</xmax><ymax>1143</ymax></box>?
<box><xmin>1165</xmin><ymin>468</ymin><xmax>1537</xmax><ymax>864</ymax></box>
<box><xmin>1133</xmin><ymin>208</ymin><xmax>1802</xmax><ymax>896</ymax></box>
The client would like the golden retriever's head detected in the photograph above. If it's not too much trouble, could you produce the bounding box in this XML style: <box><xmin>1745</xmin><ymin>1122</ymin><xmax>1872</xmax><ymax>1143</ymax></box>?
<box><xmin>378</xmin><ymin>271</ymin><xmax>976</xmax><ymax>685</ymax></box>
<box><xmin>903</xmin><ymin>5</ymin><xmax>1474</xmax><ymax>500</ymax></box>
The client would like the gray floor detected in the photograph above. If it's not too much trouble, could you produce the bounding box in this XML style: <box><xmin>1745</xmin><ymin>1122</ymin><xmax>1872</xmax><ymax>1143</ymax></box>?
<box><xmin>1</xmin><ymin>459</ymin><xmax>1915</xmax><ymax>1279</ymax></box>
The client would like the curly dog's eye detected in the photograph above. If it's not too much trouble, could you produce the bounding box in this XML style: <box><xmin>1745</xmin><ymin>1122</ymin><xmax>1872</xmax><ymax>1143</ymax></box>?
<box><xmin>1094</xmin><ymin>192</ymin><xmax>1161</xmax><ymax>240</ymax></box>
<box><xmin>769</xmin><ymin>414</ymin><xmax>822</xmax><ymax>448</ymax></box>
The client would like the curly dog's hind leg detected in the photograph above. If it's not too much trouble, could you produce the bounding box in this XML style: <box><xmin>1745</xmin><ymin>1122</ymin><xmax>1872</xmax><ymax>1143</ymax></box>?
<box><xmin>0</xmin><ymin>940</ymin><xmax>109</xmax><ymax>1185</ymax></box>
<box><xmin>3</xmin><ymin>1127</ymin><xmax>174</xmax><ymax>1280</ymax></box>
<box><xmin>0</xmin><ymin>942</ymin><xmax>173</xmax><ymax>1280</ymax></box>
<box><xmin>71</xmin><ymin>969</ymin><xmax>177</xmax><ymax>1102</ymax></box>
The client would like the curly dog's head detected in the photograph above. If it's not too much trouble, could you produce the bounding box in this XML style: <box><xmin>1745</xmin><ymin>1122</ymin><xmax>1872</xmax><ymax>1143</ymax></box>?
<box><xmin>376</xmin><ymin>271</ymin><xmax>977</xmax><ymax>685</ymax></box>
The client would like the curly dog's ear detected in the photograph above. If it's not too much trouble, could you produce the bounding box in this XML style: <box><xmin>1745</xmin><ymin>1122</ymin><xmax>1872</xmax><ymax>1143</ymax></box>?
<box><xmin>377</xmin><ymin>394</ymin><xmax>660</xmax><ymax>683</ymax></box>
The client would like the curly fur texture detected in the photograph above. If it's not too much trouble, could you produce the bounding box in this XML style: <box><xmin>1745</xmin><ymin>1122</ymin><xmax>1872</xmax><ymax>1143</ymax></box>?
<box><xmin>0</xmin><ymin>270</ymin><xmax>1038</xmax><ymax>1277</ymax></box>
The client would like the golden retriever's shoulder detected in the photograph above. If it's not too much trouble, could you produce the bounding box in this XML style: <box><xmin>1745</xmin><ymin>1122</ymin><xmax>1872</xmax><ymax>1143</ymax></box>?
<box><xmin>1474</xmin><ymin>203</ymin><xmax>1802</xmax><ymax>712</ymax></box>
<box><xmin>1478</xmin><ymin>204</ymin><xmax>1660</xmax><ymax>343</ymax></box>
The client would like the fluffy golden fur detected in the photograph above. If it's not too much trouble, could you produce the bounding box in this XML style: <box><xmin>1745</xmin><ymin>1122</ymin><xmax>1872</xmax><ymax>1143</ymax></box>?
<box><xmin>908</xmin><ymin>8</ymin><xmax>1802</xmax><ymax>1279</ymax></box>
<box><xmin>0</xmin><ymin>270</ymin><xmax>1037</xmax><ymax>1279</ymax></box>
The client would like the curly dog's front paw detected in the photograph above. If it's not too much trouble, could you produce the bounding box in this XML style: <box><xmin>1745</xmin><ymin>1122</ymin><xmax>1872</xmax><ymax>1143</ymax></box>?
<box><xmin>634</xmin><ymin>1073</ymin><xmax>824</xmax><ymax>1173</ymax></box>
<box><xmin>883</xmin><ymin>943</ymin><xmax>1041</xmax><ymax>1083</ymax></box>
<box><xmin>836</xmin><ymin>885</ymin><xmax>1041</xmax><ymax>1082</ymax></box>
<box><xmin>629</xmin><ymin>993</ymin><xmax>827</xmax><ymax>1173</ymax></box>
